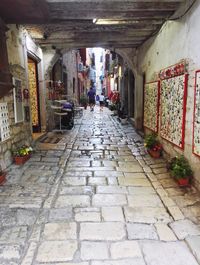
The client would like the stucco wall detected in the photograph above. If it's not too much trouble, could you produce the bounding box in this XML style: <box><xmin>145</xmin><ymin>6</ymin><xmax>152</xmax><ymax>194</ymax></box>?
<box><xmin>136</xmin><ymin>1</ymin><xmax>200</xmax><ymax>186</ymax></box>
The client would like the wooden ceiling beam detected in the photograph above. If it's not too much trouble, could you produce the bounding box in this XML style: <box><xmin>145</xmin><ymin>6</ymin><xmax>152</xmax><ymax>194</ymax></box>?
<box><xmin>49</xmin><ymin>10</ymin><xmax>174</xmax><ymax>20</ymax></box>
<box><xmin>48</xmin><ymin>1</ymin><xmax>182</xmax><ymax>11</ymax></box>
<box><xmin>47</xmin><ymin>0</ymin><xmax>184</xmax><ymax>3</ymax></box>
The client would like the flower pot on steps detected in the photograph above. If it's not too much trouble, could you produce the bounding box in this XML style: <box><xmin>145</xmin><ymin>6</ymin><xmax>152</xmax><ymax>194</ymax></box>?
<box><xmin>0</xmin><ymin>171</ymin><xmax>6</xmax><ymax>185</ymax></box>
<box><xmin>14</xmin><ymin>154</ymin><xmax>31</xmax><ymax>165</ymax></box>
<box><xmin>148</xmin><ymin>149</ymin><xmax>161</xmax><ymax>158</ymax></box>
<box><xmin>176</xmin><ymin>177</ymin><xmax>190</xmax><ymax>187</ymax></box>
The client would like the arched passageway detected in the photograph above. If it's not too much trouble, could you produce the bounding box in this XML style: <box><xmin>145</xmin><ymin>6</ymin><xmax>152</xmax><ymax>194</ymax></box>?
<box><xmin>0</xmin><ymin>1</ymin><xmax>200</xmax><ymax>264</ymax></box>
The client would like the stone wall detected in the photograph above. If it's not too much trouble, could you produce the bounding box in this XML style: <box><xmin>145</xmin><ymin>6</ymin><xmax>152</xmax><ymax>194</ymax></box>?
<box><xmin>44</xmin><ymin>49</ymin><xmax>79</xmax><ymax>131</ymax></box>
<box><xmin>0</xmin><ymin>65</ymin><xmax>32</xmax><ymax>169</ymax></box>
<box><xmin>62</xmin><ymin>50</ymin><xmax>79</xmax><ymax>100</ymax></box>
<box><xmin>136</xmin><ymin>1</ymin><xmax>200</xmax><ymax>187</ymax></box>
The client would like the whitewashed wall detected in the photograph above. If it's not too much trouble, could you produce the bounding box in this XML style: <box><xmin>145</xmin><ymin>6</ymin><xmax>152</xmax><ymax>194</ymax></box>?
<box><xmin>137</xmin><ymin>1</ymin><xmax>200</xmax><ymax>186</ymax></box>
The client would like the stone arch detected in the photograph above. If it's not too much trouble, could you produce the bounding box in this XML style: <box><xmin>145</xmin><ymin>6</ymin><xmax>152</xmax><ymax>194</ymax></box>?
<box><xmin>112</xmin><ymin>48</ymin><xmax>144</xmax><ymax>130</ymax></box>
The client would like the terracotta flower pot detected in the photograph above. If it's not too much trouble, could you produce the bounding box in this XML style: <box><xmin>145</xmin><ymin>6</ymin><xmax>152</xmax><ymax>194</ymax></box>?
<box><xmin>148</xmin><ymin>149</ymin><xmax>161</xmax><ymax>158</ymax></box>
<box><xmin>176</xmin><ymin>177</ymin><xmax>190</xmax><ymax>187</ymax></box>
<box><xmin>14</xmin><ymin>154</ymin><xmax>31</xmax><ymax>165</ymax></box>
<box><xmin>0</xmin><ymin>171</ymin><xmax>6</xmax><ymax>185</ymax></box>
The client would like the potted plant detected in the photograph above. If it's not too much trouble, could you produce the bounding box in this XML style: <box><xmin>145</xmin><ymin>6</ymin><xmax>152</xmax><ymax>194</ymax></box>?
<box><xmin>109</xmin><ymin>103</ymin><xmax>118</xmax><ymax>115</ymax></box>
<box><xmin>144</xmin><ymin>133</ymin><xmax>162</xmax><ymax>158</ymax></box>
<box><xmin>167</xmin><ymin>155</ymin><xmax>193</xmax><ymax>187</ymax></box>
<box><xmin>13</xmin><ymin>146</ymin><xmax>33</xmax><ymax>165</ymax></box>
<box><xmin>0</xmin><ymin>165</ymin><xmax>6</xmax><ymax>185</ymax></box>
<box><xmin>80</xmin><ymin>95</ymin><xmax>88</xmax><ymax>109</ymax></box>
<box><xmin>118</xmin><ymin>107</ymin><xmax>128</xmax><ymax>124</ymax></box>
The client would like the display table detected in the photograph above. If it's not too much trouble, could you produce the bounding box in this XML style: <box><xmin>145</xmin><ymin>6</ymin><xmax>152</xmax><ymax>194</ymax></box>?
<box><xmin>51</xmin><ymin>105</ymin><xmax>72</xmax><ymax>132</ymax></box>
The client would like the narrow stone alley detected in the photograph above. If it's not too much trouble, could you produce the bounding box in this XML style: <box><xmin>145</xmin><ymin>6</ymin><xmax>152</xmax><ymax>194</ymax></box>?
<box><xmin>1</xmin><ymin>108</ymin><xmax>200</xmax><ymax>265</ymax></box>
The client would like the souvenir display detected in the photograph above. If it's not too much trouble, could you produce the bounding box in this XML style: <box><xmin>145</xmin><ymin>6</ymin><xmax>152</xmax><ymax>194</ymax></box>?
<box><xmin>160</xmin><ymin>74</ymin><xmax>187</xmax><ymax>148</ymax></box>
<box><xmin>28</xmin><ymin>63</ymin><xmax>39</xmax><ymax>126</ymax></box>
<box><xmin>144</xmin><ymin>81</ymin><xmax>160</xmax><ymax>132</ymax></box>
<box><xmin>0</xmin><ymin>103</ymin><xmax>10</xmax><ymax>142</ymax></box>
<box><xmin>193</xmin><ymin>70</ymin><xmax>200</xmax><ymax>157</ymax></box>
<box><xmin>159</xmin><ymin>61</ymin><xmax>186</xmax><ymax>80</ymax></box>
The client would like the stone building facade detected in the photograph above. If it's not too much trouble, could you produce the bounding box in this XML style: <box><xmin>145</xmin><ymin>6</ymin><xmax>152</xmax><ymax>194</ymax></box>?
<box><xmin>0</xmin><ymin>25</ymin><xmax>44</xmax><ymax>169</ymax></box>
<box><xmin>0</xmin><ymin>24</ymin><xmax>81</xmax><ymax>169</ymax></box>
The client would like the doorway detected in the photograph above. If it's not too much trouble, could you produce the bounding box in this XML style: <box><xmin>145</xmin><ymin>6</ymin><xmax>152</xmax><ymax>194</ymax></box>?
<box><xmin>28</xmin><ymin>57</ymin><xmax>41</xmax><ymax>133</ymax></box>
<box><xmin>128</xmin><ymin>69</ymin><xmax>135</xmax><ymax>118</ymax></box>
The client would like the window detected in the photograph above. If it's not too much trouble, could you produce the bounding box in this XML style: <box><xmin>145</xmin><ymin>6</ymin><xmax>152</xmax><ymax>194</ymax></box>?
<box><xmin>13</xmin><ymin>78</ymin><xmax>24</xmax><ymax>123</ymax></box>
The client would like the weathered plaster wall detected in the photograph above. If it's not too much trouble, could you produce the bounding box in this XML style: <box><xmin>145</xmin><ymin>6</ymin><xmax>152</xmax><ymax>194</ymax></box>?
<box><xmin>0</xmin><ymin>25</ymin><xmax>44</xmax><ymax>169</ymax></box>
<box><xmin>63</xmin><ymin>50</ymin><xmax>79</xmax><ymax>100</ymax></box>
<box><xmin>136</xmin><ymin>1</ymin><xmax>200</xmax><ymax>186</ymax></box>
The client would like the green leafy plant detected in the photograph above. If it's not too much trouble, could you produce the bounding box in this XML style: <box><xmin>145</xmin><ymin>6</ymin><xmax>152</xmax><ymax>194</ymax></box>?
<box><xmin>168</xmin><ymin>155</ymin><xmax>193</xmax><ymax>179</ymax></box>
<box><xmin>144</xmin><ymin>133</ymin><xmax>162</xmax><ymax>152</ymax></box>
<box><xmin>80</xmin><ymin>95</ymin><xmax>88</xmax><ymax>106</ymax></box>
<box><xmin>109</xmin><ymin>103</ymin><xmax>117</xmax><ymax>111</ymax></box>
<box><xmin>13</xmin><ymin>146</ymin><xmax>33</xmax><ymax>157</ymax></box>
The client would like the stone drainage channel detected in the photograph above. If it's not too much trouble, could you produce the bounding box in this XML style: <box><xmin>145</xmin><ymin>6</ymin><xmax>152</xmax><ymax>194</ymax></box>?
<box><xmin>0</xmin><ymin>108</ymin><xmax>200</xmax><ymax>265</ymax></box>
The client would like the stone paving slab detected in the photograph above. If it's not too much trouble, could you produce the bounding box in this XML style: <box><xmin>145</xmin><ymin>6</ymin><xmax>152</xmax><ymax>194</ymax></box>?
<box><xmin>96</xmin><ymin>186</ymin><xmax>127</xmax><ymax>194</ymax></box>
<box><xmin>55</xmin><ymin>195</ymin><xmax>91</xmax><ymax>208</ymax></box>
<box><xmin>118</xmin><ymin>177</ymin><xmax>151</xmax><ymax>187</ymax></box>
<box><xmin>186</xmin><ymin>236</ymin><xmax>200</xmax><ymax>263</ymax></box>
<box><xmin>36</xmin><ymin>241</ymin><xmax>78</xmax><ymax>262</ymax></box>
<box><xmin>0</xmin><ymin>244</ymin><xmax>21</xmax><ymax>262</ymax></box>
<box><xmin>92</xmin><ymin>194</ymin><xmax>127</xmax><ymax>206</ymax></box>
<box><xmin>124</xmin><ymin>206</ymin><xmax>172</xmax><ymax>223</ymax></box>
<box><xmin>59</xmin><ymin>186</ymin><xmax>94</xmax><ymax>195</ymax></box>
<box><xmin>155</xmin><ymin>223</ymin><xmax>177</xmax><ymax>241</ymax></box>
<box><xmin>110</xmin><ymin>241</ymin><xmax>142</xmax><ymax>259</ymax></box>
<box><xmin>81</xmin><ymin>241</ymin><xmax>109</xmax><ymax>260</ymax></box>
<box><xmin>141</xmin><ymin>241</ymin><xmax>199</xmax><ymax>265</ymax></box>
<box><xmin>80</xmin><ymin>222</ymin><xmax>126</xmax><ymax>240</ymax></box>
<box><xmin>0</xmin><ymin>109</ymin><xmax>200</xmax><ymax>264</ymax></box>
<box><xmin>127</xmin><ymin>195</ymin><xmax>163</xmax><ymax>207</ymax></box>
<box><xmin>102</xmin><ymin>207</ymin><xmax>124</xmax><ymax>222</ymax></box>
<box><xmin>170</xmin><ymin>219</ymin><xmax>200</xmax><ymax>240</ymax></box>
<box><xmin>127</xmin><ymin>223</ymin><xmax>158</xmax><ymax>240</ymax></box>
<box><xmin>43</xmin><ymin>222</ymin><xmax>77</xmax><ymax>240</ymax></box>
<box><xmin>91</xmin><ymin>259</ymin><xmax>146</xmax><ymax>265</ymax></box>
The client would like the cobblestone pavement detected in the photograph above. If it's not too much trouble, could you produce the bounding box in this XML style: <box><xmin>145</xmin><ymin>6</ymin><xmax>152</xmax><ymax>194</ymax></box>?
<box><xmin>1</xmin><ymin>108</ymin><xmax>200</xmax><ymax>265</ymax></box>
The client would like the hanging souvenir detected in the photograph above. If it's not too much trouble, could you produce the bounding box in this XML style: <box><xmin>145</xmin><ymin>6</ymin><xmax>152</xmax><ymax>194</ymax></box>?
<box><xmin>160</xmin><ymin>74</ymin><xmax>188</xmax><ymax>149</ymax></box>
<box><xmin>144</xmin><ymin>81</ymin><xmax>160</xmax><ymax>132</ymax></box>
<box><xmin>193</xmin><ymin>70</ymin><xmax>200</xmax><ymax>157</ymax></box>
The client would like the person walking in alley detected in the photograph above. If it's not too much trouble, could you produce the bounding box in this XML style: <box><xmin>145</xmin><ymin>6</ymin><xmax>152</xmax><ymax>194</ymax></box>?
<box><xmin>87</xmin><ymin>87</ymin><xmax>96</xmax><ymax>111</ymax></box>
<box><xmin>99</xmin><ymin>93</ymin><xmax>105</xmax><ymax>111</ymax></box>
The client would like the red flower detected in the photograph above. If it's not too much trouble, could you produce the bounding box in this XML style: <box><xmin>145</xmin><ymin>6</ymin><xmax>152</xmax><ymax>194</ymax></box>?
<box><xmin>151</xmin><ymin>144</ymin><xmax>162</xmax><ymax>152</ymax></box>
